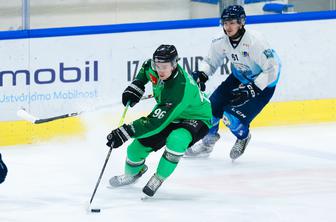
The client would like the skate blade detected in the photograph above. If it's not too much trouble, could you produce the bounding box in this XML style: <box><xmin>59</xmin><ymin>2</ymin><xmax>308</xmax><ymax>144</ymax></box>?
<box><xmin>141</xmin><ymin>195</ymin><xmax>156</xmax><ymax>201</ymax></box>
<box><xmin>183</xmin><ymin>153</ymin><xmax>210</xmax><ymax>159</ymax></box>
<box><xmin>106</xmin><ymin>185</ymin><xmax>136</xmax><ymax>190</ymax></box>
<box><xmin>141</xmin><ymin>196</ymin><xmax>150</xmax><ymax>201</ymax></box>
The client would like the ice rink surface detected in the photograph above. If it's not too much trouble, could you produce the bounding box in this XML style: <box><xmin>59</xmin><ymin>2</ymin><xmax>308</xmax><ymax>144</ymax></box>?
<box><xmin>1</xmin><ymin>116</ymin><xmax>336</xmax><ymax>222</ymax></box>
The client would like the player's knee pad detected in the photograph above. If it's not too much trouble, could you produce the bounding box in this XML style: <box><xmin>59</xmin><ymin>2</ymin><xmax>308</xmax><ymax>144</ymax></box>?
<box><xmin>223</xmin><ymin>112</ymin><xmax>249</xmax><ymax>139</ymax></box>
<box><xmin>127</xmin><ymin>139</ymin><xmax>152</xmax><ymax>162</ymax></box>
<box><xmin>166</xmin><ymin>128</ymin><xmax>192</xmax><ymax>153</ymax></box>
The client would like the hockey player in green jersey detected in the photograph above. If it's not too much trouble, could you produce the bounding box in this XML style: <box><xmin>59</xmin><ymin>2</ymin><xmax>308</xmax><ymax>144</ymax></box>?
<box><xmin>106</xmin><ymin>44</ymin><xmax>212</xmax><ymax>197</ymax></box>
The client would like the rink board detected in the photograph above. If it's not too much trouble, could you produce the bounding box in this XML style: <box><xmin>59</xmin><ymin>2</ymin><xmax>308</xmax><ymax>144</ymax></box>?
<box><xmin>0</xmin><ymin>118</ymin><xmax>85</xmax><ymax>146</ymax></box>
<box><xmin>1</xmin><ymin>98</ymin><xmax>335</xmax><ymax>146</ymax></box>
<box><xmin>1</xmin><ymin>11</ymin><xmax>336</xmax><ymax>146</ymax></box>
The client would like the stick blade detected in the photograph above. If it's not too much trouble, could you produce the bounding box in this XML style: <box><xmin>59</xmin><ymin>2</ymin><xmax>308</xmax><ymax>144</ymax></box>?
<box><xmin>86</xmin><ymin>203</ymin><xmax>101</xmax><ymax>213</ymax></box>
<box><xmin>90</xmin><ymin>208</ymin><xmax>101</xmax><ymax>213</ymax></box>
<box><xmin>17</xmin><ymin>109</ymin><xmax>38</xmax><ymax>123</ymax></box>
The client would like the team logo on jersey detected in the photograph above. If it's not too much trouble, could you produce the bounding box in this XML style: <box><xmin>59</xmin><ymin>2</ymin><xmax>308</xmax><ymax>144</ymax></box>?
<box><xmin>212</xmin><ymin>36</ymin><xmax>224</xmax><ymax>43</ymax></box>
<box><xmin>242</xmin><ymin>51</ymin><xmax>249</xmax><ymax>57</ymax></box>
<box><xmin>149</xmin><ymin>73</ymin><xmax>158</xmax><ymax>84</ymax></box>
<box><xmin>182</xmin><ymin>119</ymin><xmax>198</xmax><ymax>128</ymax></box>
<box><xmin>234</xmin><ymin>63</ymin><xmax>250</xmax><ymax>73</ymax></box>
<box><xmin>165</xmin><ymin>102</ymin><xmax>173</xmax><ymax>108</ymax></box>
<box><xmin>263</xmin><ymin>49</ymin><xmax>274</xmax><ymax>59</ymax></box>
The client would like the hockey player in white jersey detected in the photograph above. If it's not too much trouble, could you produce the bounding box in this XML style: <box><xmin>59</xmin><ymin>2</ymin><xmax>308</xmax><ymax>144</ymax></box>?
<box><xmin>185</xmin><ymin>5</ymin><xmax>281</xmax><ymax>159</ymax></box>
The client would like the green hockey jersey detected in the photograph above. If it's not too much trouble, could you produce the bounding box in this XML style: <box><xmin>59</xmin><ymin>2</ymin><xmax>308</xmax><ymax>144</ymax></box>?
<box><xmin>131</xmin><ymin>59</ymin><xmax>212</xmax><ymax>139</ymax></box>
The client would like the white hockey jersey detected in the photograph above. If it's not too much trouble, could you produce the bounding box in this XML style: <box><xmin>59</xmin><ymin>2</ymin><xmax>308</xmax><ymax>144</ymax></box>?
<box><xmin>199</xmin><ymin>29</ymin><xmax>281</xmax><ymax>90</ymax></box>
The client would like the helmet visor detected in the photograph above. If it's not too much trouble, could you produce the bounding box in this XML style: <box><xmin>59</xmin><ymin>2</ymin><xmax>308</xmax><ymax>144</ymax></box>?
<box><xmin>151</xmin><ymin>59</ymin><xmax>177</xmax><ymax>71</ymax></box>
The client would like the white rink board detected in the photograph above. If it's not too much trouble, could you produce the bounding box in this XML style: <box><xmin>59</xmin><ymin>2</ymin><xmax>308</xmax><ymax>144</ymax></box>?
<box><xmin>1</xmin><ymin>19</ymin><xmax>336</xmax><ymax>121</ymax></box>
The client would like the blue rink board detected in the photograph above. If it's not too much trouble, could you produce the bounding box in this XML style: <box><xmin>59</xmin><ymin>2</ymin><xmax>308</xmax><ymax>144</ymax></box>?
<box><xmin>0</xmin><ymin>10</ymin><xmax>335</xmax><ymax>40</ymax></box>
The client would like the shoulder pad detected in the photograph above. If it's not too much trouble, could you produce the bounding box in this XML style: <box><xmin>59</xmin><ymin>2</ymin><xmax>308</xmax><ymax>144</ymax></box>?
<box><xmin>143</xmin><ymin>59</ymin><xmax>151</xmax><ymax>66</ymax></box>
<box><xmin>140</xmin><ymin>59</ymin><xmax>152</xmax><ymax>70</ymax></box>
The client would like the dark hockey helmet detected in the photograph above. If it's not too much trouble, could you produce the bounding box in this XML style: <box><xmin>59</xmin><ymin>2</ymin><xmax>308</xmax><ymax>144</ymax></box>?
<box><xmin>152</xmin><ymin>44</ymin><xmax>179</xmax><ymax>68</ymax></box>
<box><xmin>220</xmin><ymin>5</ymin><xmax>246</xmax><ymax>25</ymax></box>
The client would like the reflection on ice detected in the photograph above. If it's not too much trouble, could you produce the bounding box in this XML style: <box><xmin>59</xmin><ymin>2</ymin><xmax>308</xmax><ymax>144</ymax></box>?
<box><xmin>1</xmin><ymin>122</ymin><xmax>336</xmax><ymax>222</ymax></box>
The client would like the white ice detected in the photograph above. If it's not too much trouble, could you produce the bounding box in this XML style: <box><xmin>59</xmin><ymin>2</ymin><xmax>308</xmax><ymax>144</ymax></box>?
<box><xmin>1</xmin><ymin>108</ymin><xmax>336</xmax><ymax>222</ymax></box>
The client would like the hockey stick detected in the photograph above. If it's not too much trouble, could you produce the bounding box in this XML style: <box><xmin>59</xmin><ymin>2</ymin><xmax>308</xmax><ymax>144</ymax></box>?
<box><xmin>88</xmin><ymin>101</ymin><xmax>130</xmax><ymax>213</ymax></box>
<box><xmin>17</xmin><ymin>94</ymin><xmax>154</xmax><ymax>124</ymax></box>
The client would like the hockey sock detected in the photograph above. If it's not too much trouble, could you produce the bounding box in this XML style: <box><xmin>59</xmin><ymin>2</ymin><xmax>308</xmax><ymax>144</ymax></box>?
<box><xmin>209</xmin><ymin>116</ymin><xmax>220</xmax><ymax>134</ymax></box>
<box><xmin>125</xmin><ymin>140</ymin><xmax>152</xmax><ymax>176</ymax></box>
<box><xmin>231</xmin><ymin>124</ymin><xmax>249</xmax><ymax>139</ymax></box>
<box><xmin>156</xmin><ymin>128</ymin><xmax>192</xmax><ymax>179</ymax></box>
<box><xmin>223</xmin><ymin>111</ymin><xmax>250</xmax><ymax>139</ymax></box>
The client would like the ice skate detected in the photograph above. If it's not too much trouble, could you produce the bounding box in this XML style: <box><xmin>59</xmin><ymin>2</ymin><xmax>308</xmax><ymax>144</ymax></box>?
<box><xmin>230</xmin><ymin>133</ymin><xmax>251</xmax><ymax>160</ymax></box>
<box><xmin>184</xmin><ymin>133</ymin><xmax>220</xmax><ymax>158</ymax></box>
<box><xmin>109</xmin><ymin>165</ymin><xmax>148</xmax><ymax>187</ymax></box>
<box><xmin>142</xmin><ymin>174</ymin><xmax>164</xmax><ymax>197</ymax></box>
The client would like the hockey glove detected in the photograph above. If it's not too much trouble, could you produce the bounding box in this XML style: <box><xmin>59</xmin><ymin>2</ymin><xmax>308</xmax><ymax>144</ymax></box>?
<box><xmin>0</xmin><ymin>153</ymin><xmax>8</xmax><ymax>184</ymax></box>
<box><xmin>106</xmin><ymin>124</ymin><xmax>135</xmax><ymax>149</ymax></box>
<box><xmin>230</xmin><ymin>83</ymin><xmax>261</xmax><ymax>106</ymax></box>
<box><xmin>122</xmin><ymin>79</ymin><xmax>145</xmax><ymax>107</ymax></box>
<box><xmin>191</xmin><ymin>71</ymin><xmax>209</xmax><ymax>91</ymax></box>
